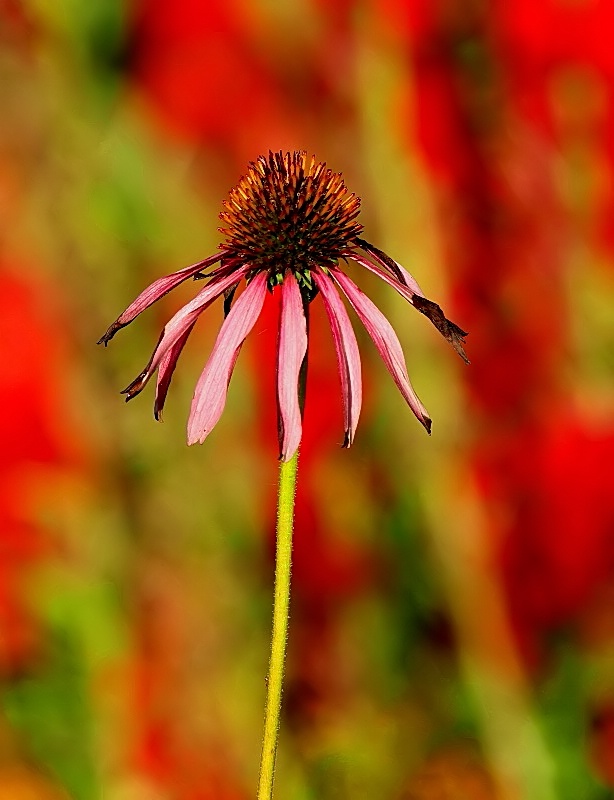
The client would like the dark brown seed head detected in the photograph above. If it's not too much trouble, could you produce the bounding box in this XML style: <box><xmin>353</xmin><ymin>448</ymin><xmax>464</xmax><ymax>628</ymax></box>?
<box><xmin>219</xmin><ymin>151</ymin><xmax>363</xmax><ymax>285</ymax></box>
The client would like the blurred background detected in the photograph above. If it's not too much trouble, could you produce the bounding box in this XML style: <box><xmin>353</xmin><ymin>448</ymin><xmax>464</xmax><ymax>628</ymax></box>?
<box><xmin>1</xmin><ymin>0</ymin><xmax>614</xmax><ymax>798</ymax></box>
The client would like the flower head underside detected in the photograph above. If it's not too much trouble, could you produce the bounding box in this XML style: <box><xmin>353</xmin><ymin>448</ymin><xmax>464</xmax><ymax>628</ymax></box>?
<box><xmin>99</xmin><ymin>151</ymin><xmax>468</xmax><ymax>460</ymax></box>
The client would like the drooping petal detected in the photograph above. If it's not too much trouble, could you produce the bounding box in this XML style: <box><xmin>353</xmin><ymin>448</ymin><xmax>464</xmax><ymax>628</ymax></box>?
<box><xmin>98</xmin><ymin>251</ymin><xmax>225</xmax><ymax>344</ymax></box>
<box><xmin>312</xmin><ymin>267</ymin><xmax>362</xmax><ymax>447</ymax></box>
<box><xmin>349</xmin><ymin>252</ymin><xmax>423</xmax><ymax>307</ymax></box>
<box><xmin>153</xmin><ymin>321</ymin><xmax>196</xmax><ymax>421</ymax></box>
<box><xmin>277</xmin><ymin>273</ymin><xmax>308</xmax><ymax>461</ymax></box>
<box><xmin>349</xmin><ymin>250</ymin><xmax>469</xmax><ymax>364</ymax></box>
<box><xmin>121</xmin><ymin>266</ymin><xmax>248</xmax><ymax>401</ymax></box>
<box><xmin>356</xmin><ymin>239</ymin><xmax>425</xmax><ymax>296</ymax></box>
<box><xmin>188</xmin><ymin>272</ymin><xmax>268</xmax><ymax>446</ymax></box>
<box><xmin>332</xmin><ymin>269</ymin><xmax>432</xmax><ymax>433</ymax></box>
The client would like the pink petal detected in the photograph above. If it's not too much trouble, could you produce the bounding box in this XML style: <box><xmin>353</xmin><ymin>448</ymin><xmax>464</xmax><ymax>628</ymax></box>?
<box><xmin>349</xmin><ymin>251</ymin><xmax>424</xmax><ymax>301</ymax></box>
<box><xmin>121</xmin><ymin>266</ymin><xmax>248</xmax><ymax>401</ymax></box>
<box><xmin>355</xmin><ymin>241</ymin><xmax>425</xmax><ymax>296</ymax></box>
<box><xmin>312</xmin><ymin>268</ymin><xmax>362</xmax><ymax>447</ymax></box>
<box><xmin>349</xmin><ymin>252</ymin><xmax>469</xmax><ymax>364</ymax></box>
<box><xmin>98</xmin><ymin>251</ymin><xmax>225</xmax><ymax>344</ymax></box>
<box><xmin>332</xmin><ymin>269</ymin><xmax>432</xmax><ymax>433</ymax></box>
<box><xmin>153</xmin><ymin>321</ymin><xmax>196</xmax><ymax>421</ymax></box>
<box><xmin>277</xmin><ymin>273</ymin><xmax>308</xmax><ymax>461</ymax></box>
<box><xmin>188</xmin><ymin>272</ymin><xmax>269</xmax><ymax>446</ymax></box>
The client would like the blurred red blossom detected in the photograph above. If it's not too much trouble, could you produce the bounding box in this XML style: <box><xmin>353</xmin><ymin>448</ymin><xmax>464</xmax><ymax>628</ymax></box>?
<box><xmin>493</xmin><ymin>0</ymin><xmax>614</xmax><ymax>252</ymax></box>
<box><xmin>0</xmin><ymin>266</ymin><xmax>86</xmax><ymax>675</ymax></box>
<box><xmin>126</xmin><ymin>0</ymin><xmax>345</xmax><ymax>159</ymax></box>
<box><xmin>497</xmin><ymin>415</ymin><xmax>614</xmax><ymax>659</ymax></box>
<box><xmin>402</xmin><ymin>0</ymin><xmax>614</xmax><ymax>673</ymax></box>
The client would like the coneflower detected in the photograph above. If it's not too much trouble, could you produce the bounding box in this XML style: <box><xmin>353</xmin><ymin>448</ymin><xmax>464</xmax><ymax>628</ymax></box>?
<box><xmin>100</xmin><ymin>151</ymin><xmax>468</xmax><ymax>800</ymax></box>
<box><xmin>99</xmin><ymin>151</ymin><xmax>468</xmax><ymax>460</ymax></box>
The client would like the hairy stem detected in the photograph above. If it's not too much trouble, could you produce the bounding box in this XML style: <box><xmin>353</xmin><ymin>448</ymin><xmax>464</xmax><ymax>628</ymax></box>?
<box><xmin>257</xmin><ymin>451</ymin><xmax>299</xmax><ymax>800</ymax></box>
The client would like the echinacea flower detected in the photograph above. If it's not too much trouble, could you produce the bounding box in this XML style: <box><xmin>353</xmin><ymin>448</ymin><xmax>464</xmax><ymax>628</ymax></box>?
<box><xmin>99</xmin><ymin>151</ymin><xmax>468</xmax><ymax>460</ymax></box>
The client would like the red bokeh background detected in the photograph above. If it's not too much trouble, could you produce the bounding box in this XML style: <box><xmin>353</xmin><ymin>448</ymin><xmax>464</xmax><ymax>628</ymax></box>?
<box><xmin>1</xmin><ymin>0</ymin><xmax>613</xmax><ymax>796</ymax></box>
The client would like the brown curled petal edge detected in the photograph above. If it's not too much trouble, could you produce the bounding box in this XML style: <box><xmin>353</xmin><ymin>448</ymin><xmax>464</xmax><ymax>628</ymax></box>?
<box><xmin>98</xmin><ymin>321</ymin><xmax>127</xmax><ymax>346</ymax></box>
<box><xmin>121</xmin><ymin>371</ymin><xmax>149</xmax><ymax>402</ymax></box>
<box><xmin>119</xmin><ymin>329</ymin><xmax>165</xmax><ymax>401</ymax></box>
<box><xmin>411</xmin><ymin>295</ymin><xmax>470</xmax><ymax>364</ymax></box>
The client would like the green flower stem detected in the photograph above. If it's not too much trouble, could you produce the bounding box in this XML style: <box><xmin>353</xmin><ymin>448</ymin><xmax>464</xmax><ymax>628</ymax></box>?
<box><xmin>257</xmin><ymin>450</ymin><xmax>299</xmax><ymax>800</ymax></box>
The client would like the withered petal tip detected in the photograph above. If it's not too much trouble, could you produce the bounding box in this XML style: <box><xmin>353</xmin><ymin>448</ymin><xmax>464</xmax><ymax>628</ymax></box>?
<box><xmin>98</xmin><ymin>321</ymin><xmax>126</xmax><ymax>346</ymax></box>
